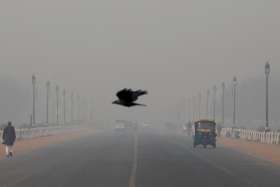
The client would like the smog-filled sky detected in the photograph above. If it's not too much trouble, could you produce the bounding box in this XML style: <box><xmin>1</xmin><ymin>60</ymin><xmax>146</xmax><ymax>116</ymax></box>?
<box><xmin>1</xmin><ymin>0</ymin><xmax>280</xmax><ymax>126</ymax></box>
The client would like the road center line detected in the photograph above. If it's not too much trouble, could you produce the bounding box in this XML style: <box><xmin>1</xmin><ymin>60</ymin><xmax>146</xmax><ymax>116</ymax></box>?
<box><xmin>129</xmin><ymin>130</ymin><xmax>139</xmax><ymax>187</ymax></box>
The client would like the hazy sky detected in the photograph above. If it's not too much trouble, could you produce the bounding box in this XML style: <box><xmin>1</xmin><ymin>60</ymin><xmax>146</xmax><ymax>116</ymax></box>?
<box><xmin>0</xmin><ymin>0</ymin><xmax>280</xmax><ymax>125</ymax></box>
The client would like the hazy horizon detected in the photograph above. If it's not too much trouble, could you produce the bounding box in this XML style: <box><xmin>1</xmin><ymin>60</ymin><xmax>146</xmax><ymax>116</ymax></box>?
<box><xmin>1</xmin><ymin>1</ymin><xmax>280</xmax><ymax>127</ymax></box>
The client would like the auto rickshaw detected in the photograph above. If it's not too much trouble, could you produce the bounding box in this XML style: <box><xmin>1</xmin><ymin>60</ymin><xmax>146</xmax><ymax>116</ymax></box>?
<box><xmin>193</xmin><ymin>120</ymin><xmax>217</xmax><ymax>148</ymax></box>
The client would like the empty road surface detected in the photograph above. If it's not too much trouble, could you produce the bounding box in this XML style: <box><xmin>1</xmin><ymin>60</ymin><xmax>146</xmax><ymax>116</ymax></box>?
<box><xmin>0</xmin><ymin>128</ymin><xmax>280</xmax><ymax>187</ymax></box>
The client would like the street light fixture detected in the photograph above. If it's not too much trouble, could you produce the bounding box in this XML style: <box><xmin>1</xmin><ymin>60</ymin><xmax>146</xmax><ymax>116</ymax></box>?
<box><xmin>265</xmin><ymin>62</ymin><xmax>271</xmax><ymax>131</ymax></box>
<box><xmin>265</xmin><ymin>62</ymin><xmax>271</xmax><ymax>75</ymax></box>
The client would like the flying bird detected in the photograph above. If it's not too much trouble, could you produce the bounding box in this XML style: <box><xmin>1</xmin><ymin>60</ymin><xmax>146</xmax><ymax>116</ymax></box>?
<box><xmin>113</xmin><ymin>89</ymin><xmax>148</xmax><ymax>107</ymax></box>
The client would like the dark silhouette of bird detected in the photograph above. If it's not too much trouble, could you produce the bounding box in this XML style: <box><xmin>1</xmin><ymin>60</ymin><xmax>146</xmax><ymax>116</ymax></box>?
<box><xmin>113</xmin><ymin>88</ymin><xmax>148</xmax><ymax>107</ymax></box>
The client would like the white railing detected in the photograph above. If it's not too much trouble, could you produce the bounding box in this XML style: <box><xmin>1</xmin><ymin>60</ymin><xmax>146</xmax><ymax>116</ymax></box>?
<box><xmin>0</xmin><ymin>125</ymin><xmax>80</xmax><ymax>141</ymax></box>
<box><xmin>221</xmin><ymin>128</ymin><xmax>280</xmax><ymax>145</ymax></box>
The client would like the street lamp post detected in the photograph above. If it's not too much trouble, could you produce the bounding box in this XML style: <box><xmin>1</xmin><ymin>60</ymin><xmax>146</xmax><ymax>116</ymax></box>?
<box><xmin>198</xmin><ymin>92</ymin><xmax>202</xmax><ymax>120</ymax></box>
<box><xmin>206</xmin><ymin>89</ymin><xmax>210</xmax><ymax>119</ymax></box>
<box><xmin>90</xmin><ymin>100</ymin><xmax>94</xmax><ymax>121</ymax></box>
<box><xmin>192</xmin><ymin>95</ymin><xmax>196</xmax><ymax>122</ymax></box>
<box><xmin>56</xmin><ymin>85</ymin><xmax>60</xmax><ymax>125</ymax></box>
<box><xmin>46</xmin><ymin>81</ymin><xmax>50</xmax><ymax>124</ymax></box>
<box><xmin>213</xmin><ymin>85</ymin><xmax>217</xmax><ymax>121</ymax></box>
<box><xmin>92</xmin><ymin>100</ymin><xmax>95</xmax><ymax>121</ymax></box>
<box><xmin>77</xmin><ymin>94</ymin><xmax>80</xmax><ymax>121</ymax></box>
<box><xmin>265</xmin><ymin>62</ymin><xmax>271</xmax><ymax>131</ymax></box>
<box><xmin>187</xmin><ymin>98</ymin><xmax>191</xmax><ymax>122</ymax></box>
<box><xmin>63</xmin><ymin>89</ymin><xmax>66</xmax><ymax>125</ymax></box>
<box><xmin>233</xmin><ymin>76</ymin><xmax>238</xmax><ymax>126</ymax></box>
<box><xmin>221</xmin><ymin>82</ymin><xmax>225</xmax><ymax>125</ymax></box>
<box><xmin>71</xmin><ymin>92</ymin><xmax>74</xmax><ymax>122</ymax></box>
<box><xmin>32</xmin><ymin>75</ymin><xmax>36</xmax><ymax>126</ymax></box>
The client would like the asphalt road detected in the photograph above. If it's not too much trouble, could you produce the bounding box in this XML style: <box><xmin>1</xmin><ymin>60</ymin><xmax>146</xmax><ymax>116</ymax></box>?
<box><xmin>0</xmin><ymin>128</ymin><xmax>280</xmax><ymax>187</ymax></box>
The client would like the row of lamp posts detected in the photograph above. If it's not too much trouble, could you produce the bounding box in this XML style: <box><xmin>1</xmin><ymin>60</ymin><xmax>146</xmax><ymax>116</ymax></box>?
<box><xmin>188</xmin><ymin>62</ymin><xmax>271</xmax><ymax>130</ymax></box>
<box><xmin>31</xmin><ymin>74</ymin><xmax>91</xmax><ymax>126</ymax></box>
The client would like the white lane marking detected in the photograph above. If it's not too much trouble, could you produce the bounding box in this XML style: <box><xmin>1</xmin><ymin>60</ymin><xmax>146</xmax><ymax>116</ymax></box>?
<box><xmin>129</xmin><ymin>131</ymin><xmax>139</xmax><ymax>187</ymax></box>
<box><xmin>6</xmin><ymin>174</ymin><xmax>32</xmax><ymax>187</ymax></box>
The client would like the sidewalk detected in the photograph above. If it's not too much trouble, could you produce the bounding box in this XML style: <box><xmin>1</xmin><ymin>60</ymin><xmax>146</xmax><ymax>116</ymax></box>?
<box><xmin>219</xmin><ymin>137</ymin><xmax>280</xmax><ymax>165</ymax></box>
<box><xmin>0</xmin><ymin>129</ymin><xmax>93</xmax><ymax>157</ymax></box>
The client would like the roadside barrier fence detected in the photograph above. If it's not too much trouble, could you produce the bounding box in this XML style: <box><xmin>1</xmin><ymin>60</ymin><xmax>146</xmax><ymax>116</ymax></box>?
<box><xmin>0</xmin><ymin>125</ymin><xmax>80</xmax><ymax>141</ymax></box>
<box><xmin>221</xmin><ymin>128</ymin><xmax>280</xmax><ymax>145</ymax></box>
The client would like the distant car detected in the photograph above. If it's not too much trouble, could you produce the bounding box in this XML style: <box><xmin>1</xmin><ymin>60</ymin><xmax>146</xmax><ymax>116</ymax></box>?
<box><xmin>114</xmin><ymin>124</ymin><xmax>125</xmax><ymax>131</ymax></box>
<box><xmin>143</xmin><ymin>124</ymin><xmax>150</xmax><ymax>127</ymax></box>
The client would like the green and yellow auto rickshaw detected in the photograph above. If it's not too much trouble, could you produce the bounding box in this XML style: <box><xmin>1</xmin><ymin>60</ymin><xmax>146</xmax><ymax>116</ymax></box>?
<box><xmin>193</xmin><ymin>120</ymin><xmax>217</xmax><ymax>148</ymax></box>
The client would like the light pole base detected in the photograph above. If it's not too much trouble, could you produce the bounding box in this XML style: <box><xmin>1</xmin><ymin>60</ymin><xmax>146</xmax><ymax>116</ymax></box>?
<box><xmin>264</xmin><ymin>126</ymin><xmax>270</xmax><ymax>133</ymax></box>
